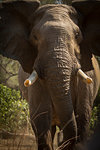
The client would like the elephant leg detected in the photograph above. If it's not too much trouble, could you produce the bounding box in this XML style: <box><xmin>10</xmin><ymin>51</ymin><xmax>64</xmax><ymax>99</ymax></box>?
<box><xmin>51</xmin><ymin>125</ymin><xmax>56</xmax><ymax>141</ymax></box>
<box><xmin>28</xmin><ymin>83</ymin><xmax>53</xmax><ymax>150</ymax></box>
<box><xmin>76</xmin><ymin>80</ymin><xmax>93</xmax><ymax>143</ymax></box>
<box><xmin>31</xmin><ymin>117</ymin><xmax>53</xmax><ymax>150</ymax></box>
<box><xmin>76</xmin><ymin>111</ymin><xmax>91</xmax><ymax>143</ymax></box>
<box><xmin>54</xmin><ymin>101</ymin><xmax>77</xmax><ymax>150</ymax></box>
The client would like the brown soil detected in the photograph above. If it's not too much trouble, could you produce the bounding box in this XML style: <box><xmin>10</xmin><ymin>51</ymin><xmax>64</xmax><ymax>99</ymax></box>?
<box><xmin>0</xmin><ymin>133</ymin><xmax>36</xmax><ymax>150</ymax></box>
<box><xmin>0</xmin><ymin>132</ymin><xmax>58</xmax><ymax>150</ymax></box>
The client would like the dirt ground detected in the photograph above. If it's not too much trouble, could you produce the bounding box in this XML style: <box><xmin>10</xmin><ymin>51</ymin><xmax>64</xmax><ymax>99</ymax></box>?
<box><xmin>0</xmin><ymin>132</ymin><xmax>58</xmax><ymax>150</ymax></box>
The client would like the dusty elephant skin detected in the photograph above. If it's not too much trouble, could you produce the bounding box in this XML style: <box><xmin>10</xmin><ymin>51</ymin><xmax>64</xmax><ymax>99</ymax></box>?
<box><xmin>0</xmin><ymin>0</ymin><xmax>100</xmax><ymax>150</ymax></box>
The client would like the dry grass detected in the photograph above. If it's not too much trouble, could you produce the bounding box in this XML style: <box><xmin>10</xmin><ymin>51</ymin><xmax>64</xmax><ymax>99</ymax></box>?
<box><xmin>0</xmin><ymin>128</ymin><xmax>58</xmax><ymax>150</ymax></box>
<box><xmin>0</xmin><ymin>130</ymin><xmax>37</xmax><ymax>150</ymax></box>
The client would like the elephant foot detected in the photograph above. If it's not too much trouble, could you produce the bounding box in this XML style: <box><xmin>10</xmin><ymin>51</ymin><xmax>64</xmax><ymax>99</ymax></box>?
<box><xmin>57</xmin><ymin>135</ymin><xmax>76</xmax><ymax>150</ymax></box>
<box><xmin>37</xmin><ymin>130</ymin><xmax>54</xmax><ymax>150</ymax></box>
<box><xmin>57</xmin><ymin>143</ymin><xmax>75</xmax><ymax>150</ymax></box>
<box><xmin>38</xmin><ymin>145</ymin><xmax>53</xmax><ymax>150</ymax></box>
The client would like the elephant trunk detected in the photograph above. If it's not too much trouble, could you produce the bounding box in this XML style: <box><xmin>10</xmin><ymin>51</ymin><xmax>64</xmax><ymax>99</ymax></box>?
<box><xmin>44</xmin><ymin>44</ymin><xmax>77</xmax><ymax>142</ymax></box>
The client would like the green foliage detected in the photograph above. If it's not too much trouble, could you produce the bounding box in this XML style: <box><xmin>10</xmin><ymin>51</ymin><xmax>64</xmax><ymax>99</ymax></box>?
<box><xmin>0</xmin><ymin>84</ymin><xmax>29</xmax><ymax>132</ymax></box>
<box><xmin>62</xmin><ymin>0</ymin><xmax>72</xmax><ymax>5</ymax></box>
<box><xmin>90</xmin><ymin>104</ymin><xmax>100</xmax><ymax>130</ymax></box>
<box><xmin>40</xmin><ymin>0</ymin><xmax>72</xmax><ymax>4</ymax></box>
<box><xmin>0</xmin><ymin>55</ymin><xmax>19</xmax><ymax>89</ymax></box>
<box><xmin>90</xmin><ymin>90</ymin><xmax>100</xmax><ymax>131</ymax></box>
<box><xmin>90</xmin><ymin>106</ymin><xmax>98</xmax><ymax>130</ymax></box>
<box><xmin>40</xmin><ymin>0</ymin><xmax>56</xmax><ymax>4</ymax></box>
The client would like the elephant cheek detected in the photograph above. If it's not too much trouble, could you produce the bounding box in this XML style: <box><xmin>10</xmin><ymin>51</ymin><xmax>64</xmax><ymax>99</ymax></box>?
<box><xmin>19</xmin><ymin>51</ymin><xmax>36</xmax><ymax>74</ymax></box>
<box><xmin>20</xmin><ymin>61</ymin><xmax>33</xmax><ymax>73</ymax></box>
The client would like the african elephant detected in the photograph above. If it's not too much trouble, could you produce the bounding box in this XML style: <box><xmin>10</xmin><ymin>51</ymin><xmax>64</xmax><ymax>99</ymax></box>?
<box><xmin>0</xmin><ymin>0</ymin><xmax>100</xmax><ymax>149</ymax></box>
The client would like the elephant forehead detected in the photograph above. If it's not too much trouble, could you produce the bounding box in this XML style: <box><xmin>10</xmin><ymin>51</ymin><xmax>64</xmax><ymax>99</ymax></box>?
<box><xmin>32</xmin><ymin>6</ymin><xmax>78</xmax><ymax>36</ymax></box>
<box><xmin>34</xmin><ymin>4</ymin><xmax>77</xmax><ymax>25</ymax></box>
<box><xmin>30</xmin><ymin>4</ymin><xmax>80</xmax><ymax>46</ymax></box>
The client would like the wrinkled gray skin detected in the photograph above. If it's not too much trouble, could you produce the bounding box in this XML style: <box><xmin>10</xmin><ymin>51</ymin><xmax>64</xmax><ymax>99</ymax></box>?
<box><xmin>0</xmin><ymin>0</ymin><xmax>100</xmax><ymax>150</ymax></box>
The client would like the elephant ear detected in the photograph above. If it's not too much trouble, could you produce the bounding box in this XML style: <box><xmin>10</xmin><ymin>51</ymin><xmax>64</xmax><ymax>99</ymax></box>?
<box><xmin>0</xmin><ymin>0</ymin><xmax>40</xmax><ymax>73</ymax></box>
<box><xmin>72</xmin><ymin>0</ymin><xmax>100</xmax><ymax>56</ymax></box>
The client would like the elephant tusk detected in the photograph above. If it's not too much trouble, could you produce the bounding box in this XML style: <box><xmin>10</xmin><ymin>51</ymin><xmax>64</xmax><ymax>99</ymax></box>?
<box><xmin>24</xmin><ymin>70</ymin><xmax>38</xmax><ymax>87</ymax></box>
<box><xmin>77</xmin><ymin>69</ymin><xmax>93</xmax><ymax>84</ymax></box>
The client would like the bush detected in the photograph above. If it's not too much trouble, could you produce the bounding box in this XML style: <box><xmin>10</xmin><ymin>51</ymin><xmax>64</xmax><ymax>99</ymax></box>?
<box><xmin>0</xmin><ymin>84</ymin><xmax>29</xmax><ymax>132</ymax></box>
<box><xmin>90</xmin><ymin>104</ymin><xmax>100</xmax><ymax>131</ymax></box>
<box><xmin>90</xmin><ymin>90</ymin><xmax>100</xmax><ymax>131</ymax></box>
<box><xmin>0</xmin><ymin>83</ymin><xmax>100</xmax><ymax>134</ymax></box>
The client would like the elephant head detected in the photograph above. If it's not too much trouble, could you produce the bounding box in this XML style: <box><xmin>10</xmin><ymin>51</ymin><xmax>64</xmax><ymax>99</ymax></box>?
<box><xmin>0</xmin><ymin>0</ymin><xmax>100</xmax><ymax>149</ymax></box>
<box><xmin>1</xmin><ymin>0</ymin><xmax>100</xmax><ymax>73</ymax></box>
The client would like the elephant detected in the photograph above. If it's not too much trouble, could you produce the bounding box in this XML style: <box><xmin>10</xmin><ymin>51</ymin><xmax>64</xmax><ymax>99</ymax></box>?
<box><xmin>0</xmin><ymin>0</ymin><xmax>100</xmax><ymax>149</ymax></box>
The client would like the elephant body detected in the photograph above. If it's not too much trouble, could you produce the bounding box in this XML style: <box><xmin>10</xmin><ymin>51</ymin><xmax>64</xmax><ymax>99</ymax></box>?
<box><xmin>0</xmin><ymin>0</ymin><xmax>100</xmax><ymax>149</ymax></box>
<box><xmin>18</xmin><ymin>55</ymin><xmax>99</xmax><ymax>149</ymax></box>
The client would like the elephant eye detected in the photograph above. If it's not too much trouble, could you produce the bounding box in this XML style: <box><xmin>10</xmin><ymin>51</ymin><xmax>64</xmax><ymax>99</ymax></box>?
<box><xmin>32</xmin><ymin>34</ymin><xmax>38</xmax><ymax>45</ymax></box>
<box><xmin>33</xmin><ymin>35</ymin><xmax>38</xmax><ymax>41</ymax></box>
<box><xmin>75</xmin><ymin>32</ymin><xmax>80</xmax><ymax>40</ymax></box>
<box><xmin>30</xmin><ymin>34</ymin><xmax>38</xmax><ymax>46</ymax></box>
<box><xmin>75</xmin><ymin>31</ymin><xmax>82</xmax><ymax>44</ymax></box>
